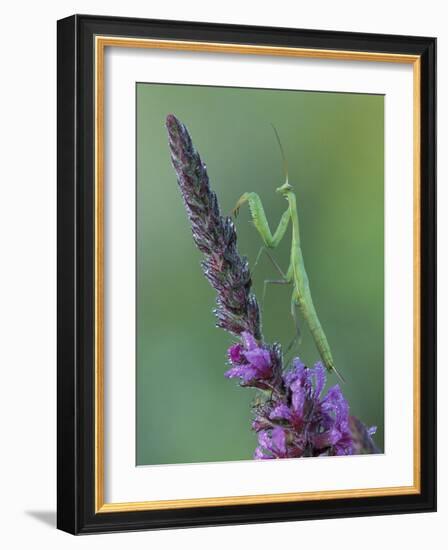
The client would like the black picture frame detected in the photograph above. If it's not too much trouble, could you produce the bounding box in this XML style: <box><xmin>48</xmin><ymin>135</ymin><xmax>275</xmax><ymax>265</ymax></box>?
<box><xmin>57</xmin><ymin>14</ymin><xmax>436</xmax><ymax>534</ymax></box>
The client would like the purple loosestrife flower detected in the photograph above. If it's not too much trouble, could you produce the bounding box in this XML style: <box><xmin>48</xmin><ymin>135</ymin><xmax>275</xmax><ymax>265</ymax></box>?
<box><xmin>254</xmin><ymin>427</ymin><xmax>293</xmax><ymax>459</ymax></box>
<box><xmin>253</xmin><ymin>360</ymin><xmax>363</xmax><ymax>459</ymax></box>
<box><xmin>225</xmin><ymin>331</ymin><xmax>274</xmax><ymax>389</ymax></box>
<box><xmin>166</xmin><ymin>114</ymin><xmax>261</xmax><ymax>340</ymax></box>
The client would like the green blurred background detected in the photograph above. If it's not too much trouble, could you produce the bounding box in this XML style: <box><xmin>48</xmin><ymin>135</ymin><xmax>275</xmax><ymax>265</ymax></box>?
<box><xmin>136</xmin><ymin>83</ymin><xmax>384</xmax><ymax>465</ymax></box>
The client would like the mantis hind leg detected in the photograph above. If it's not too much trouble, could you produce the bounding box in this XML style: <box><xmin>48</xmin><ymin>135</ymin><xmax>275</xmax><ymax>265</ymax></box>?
<box><xmin>253</xmin><ymin>246</ymin><xmax>287</xmax><ymax>278</ymax></box>
<box><xmin>254</xmin><ymin>248</ymin><xmax>293</xmax><ymax>309</ymax></box>
<box><xmin>262</xmin><ymin>279</ymin><xmax>291</xmax><ymax>308</ymax></box>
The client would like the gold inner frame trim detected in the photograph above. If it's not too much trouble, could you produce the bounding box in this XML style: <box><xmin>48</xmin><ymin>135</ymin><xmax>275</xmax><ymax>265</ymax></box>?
<box><xmin>94</xmin><ymin>35</ymin><xmax>421</xmax><ymax>513</ymax></box>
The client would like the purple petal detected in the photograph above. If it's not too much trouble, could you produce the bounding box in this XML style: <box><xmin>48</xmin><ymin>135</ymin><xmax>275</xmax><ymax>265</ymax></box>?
<box><xmin>321</xmin><ymin>385</ymin><xmax>350</xmax><ymax>424</ymax></box>
<box><xmin>293</xmin><ymin>357</ymin><xmax>306</xmax><ymax>370</ymax></box>
<box><xmin>224</xmin><ymin>365</ymin><xmax>246</xmax><ymax>379</ymax></box>
<box><xmin>291</xmin><ymin>383</ymin><xmax>306</xmax><ymax>417</ymax></box>
<box><xmin>283</xmin><ymin>357</ymin><xmax>305</xmax><ymax>386</ymax></box>
<box><xmin>241</xmin><ymin>331</ymin><xmax>257</xmax><ymax>351</ymax></box>
<box><xmin>240</xmin><ymin>365</ymin><xmax>260</xmax><ymax>383</ymax></box>
<box><xmin>254</xmin><ymin>446</ymin><xmax>272</xmax><ymax>460</ymax></box>
<box><xmin>243</xmin><ymin>348</ymin><xmax>271</xmax><ymax>373</ymax></box>
<box><xmin>270</xmin><ymin>404</ymin><xmax>292</xmax><ymax>421</ymax></box>
<box><xmin>253</xmin><ymin>447</ymin><xmax>266</xmax><ymax>459</ymax></box>
<box><xmin>334</xmin><ymin>444</ymin><xmax>353</xmax><ymax>456</ymax></box>
<box><xmin>272</xmin><ymin>427</ymin><xmax>287</xmax><ymax>454</ymax></box>
<box><xmin>258</xmin><ymin>430</ymin><xmax>271</xmax><ymax>451</ymax></box>
<box><xmin>312</xmin><ymin>362</ymin><xmax>326</xmax><ymax>398</ymax></box>
<box><xmin>323</xmin><ymin>384</ymin><xmax>343</xmax><ymax>403</ymax></box>
<box><xmin>224</xmin><ymin>362</ymin><xmax>260</xmax><ymax>384</ymax></box>
<box><xmin>228</xmin><ymin>343</ymin><xmax>243</xmax><ymax>364</ymax></box>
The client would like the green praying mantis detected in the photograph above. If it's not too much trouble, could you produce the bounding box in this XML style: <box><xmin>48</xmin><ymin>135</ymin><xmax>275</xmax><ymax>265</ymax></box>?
<box><xmin>232</xmin><ymin>127</ymin><xmax>344</xmax><ymax>383</ymax></box>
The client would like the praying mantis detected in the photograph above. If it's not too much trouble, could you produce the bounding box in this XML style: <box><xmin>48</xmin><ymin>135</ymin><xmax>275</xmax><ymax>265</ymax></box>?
<box><xmin>232</xmin><ymin>127</ymin><xmax>344</xmax><ymax>382</ymax></box>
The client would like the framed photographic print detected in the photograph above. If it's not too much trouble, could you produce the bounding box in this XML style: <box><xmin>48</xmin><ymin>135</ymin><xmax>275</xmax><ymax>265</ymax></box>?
<box><xmin>57</xmin><ymin>14</ymin><xmax>436</xmax><ymax>534</ymax></box>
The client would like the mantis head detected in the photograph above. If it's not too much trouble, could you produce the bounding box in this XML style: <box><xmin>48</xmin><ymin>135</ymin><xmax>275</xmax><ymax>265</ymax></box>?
<box><xmin>276</xmin><ymin>182</ymin><xmax>293</xmax><ymax>196</ymax></box>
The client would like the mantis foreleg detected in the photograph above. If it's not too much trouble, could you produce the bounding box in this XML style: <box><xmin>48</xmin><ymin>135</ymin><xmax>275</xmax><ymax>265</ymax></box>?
<box><xmin>232</xmin><ymin>192</ymin><xmax>290</xmax><ymax>249</ymax></box>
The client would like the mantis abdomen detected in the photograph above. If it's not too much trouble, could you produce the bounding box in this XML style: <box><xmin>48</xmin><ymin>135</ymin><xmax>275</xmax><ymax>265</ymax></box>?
<box><xmin>295</xmin><ymin>286</ymin><xmax>335</xmax><ymax>373</ymax></box>
<box><xmin>291</xmin><ymin>244</ymin><xmax>337</xmax><ymax>375</ymax></box>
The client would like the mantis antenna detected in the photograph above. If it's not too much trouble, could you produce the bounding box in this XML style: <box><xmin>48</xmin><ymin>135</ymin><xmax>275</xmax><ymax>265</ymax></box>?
<box><xmin>270</xmin><ymin>123</ymin><xmax>289</xmax><ymax>185</ymax></box>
